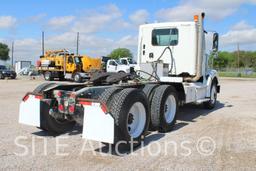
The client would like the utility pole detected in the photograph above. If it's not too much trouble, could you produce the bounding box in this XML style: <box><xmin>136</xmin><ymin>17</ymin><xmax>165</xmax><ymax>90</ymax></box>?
<box><xmin>76</xmin><ymin>32</ymin><xmax>79</xmax><ymax>55</ymax></box>
<box><xmin>42</xmin><ymin>31</ymin><xmax>45</xmax><ymax>56</ymax></box>
<box><xmin>11</xmin><ymin>41</ymin><xmax>14</xmax><ymax>67</ymax></box>
<box><xmin>237</xmin><ymin>43</ymin><xmax>240</xmax><ymax>73</ymax></box>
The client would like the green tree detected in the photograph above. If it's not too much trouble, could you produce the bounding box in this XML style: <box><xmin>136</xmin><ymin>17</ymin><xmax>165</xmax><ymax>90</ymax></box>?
<box><xmin>0</xmin><ymin>43</ymin><xmax>10</xmax><ymax>61</ymax></box>
<box><xmin>108</xmin><ymin>48</ymin><xmax>133</xmax><ymax>59</ymax></box>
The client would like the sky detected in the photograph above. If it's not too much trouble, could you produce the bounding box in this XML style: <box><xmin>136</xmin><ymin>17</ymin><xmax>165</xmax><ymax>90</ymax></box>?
<box><xmin>0</xmin><ymin>0</ymin><xmax>256</xmax><ymax>64</ymax></box>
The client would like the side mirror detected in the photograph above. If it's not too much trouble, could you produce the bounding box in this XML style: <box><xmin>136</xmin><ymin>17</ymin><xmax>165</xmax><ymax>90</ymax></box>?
<box><xmin>212</xmin><ymin>33</ymin><xmax>219</xmax><ymax>52</ymax></box>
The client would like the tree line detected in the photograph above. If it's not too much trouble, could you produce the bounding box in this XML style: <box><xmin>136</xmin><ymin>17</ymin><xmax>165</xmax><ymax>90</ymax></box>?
<box><xmin>212</xmin><ymin>51</ymin><xmax>256</xmax><ymax>71</ymax></box>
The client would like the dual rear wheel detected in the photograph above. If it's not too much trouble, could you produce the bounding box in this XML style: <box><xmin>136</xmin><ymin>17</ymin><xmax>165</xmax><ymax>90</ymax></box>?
<box><xmin>100</xmin><ymin>85</ymin><xmax>178</xmax><ymax>149</ymax></box>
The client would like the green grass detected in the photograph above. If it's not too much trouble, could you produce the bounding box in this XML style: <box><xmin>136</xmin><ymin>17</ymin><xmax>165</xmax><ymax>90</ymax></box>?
<box><xmin>219</xmin><ymin>72</ymin><xmax>256</xmax><ymax>78</ymax></box>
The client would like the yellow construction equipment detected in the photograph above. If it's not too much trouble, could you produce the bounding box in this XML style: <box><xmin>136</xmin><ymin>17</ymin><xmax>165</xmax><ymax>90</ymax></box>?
<box><xmin>37</xmin><ymin>49</ymin><xmax>101</xmax><ymax>82</ymax></box>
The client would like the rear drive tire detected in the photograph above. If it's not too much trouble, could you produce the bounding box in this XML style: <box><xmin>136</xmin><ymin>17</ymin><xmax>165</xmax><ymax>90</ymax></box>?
<box><xmin>98</xmin><ymin>87</ymin><xmax>122</xmax><ymax>107</ymax></box>
<box><xmin>150</xmin><ymin>85</ymin><xmax>178</xmax><ymax>133</ymax></box>
<box><xmin>40</xmin><ymin>100</ymin><xmax>76</xmax><ymax>134</ymax></box>
<box><xmin>203</xmin><ymin>83</ymin><xmax>217</xmax><ymax>109</ymax></box>
<box><xmin>33</xmin><ymin>82</ymin><xmax>57</xmax><ymax>94</ymax></box>
<box><xmin>33</xmin><ymin>83</ymin><xmax>75</xmax><ymax>133</ymax></box>
<box><xmin>108</xmin><ymin>88</ymin><xmax>149</xmax><ymax>150</ymax></box>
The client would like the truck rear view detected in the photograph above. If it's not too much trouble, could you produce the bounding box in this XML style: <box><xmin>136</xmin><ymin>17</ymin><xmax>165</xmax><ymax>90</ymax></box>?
<box><xmin>20</xmin><ymin>13</ymin><xmax>220</xmax><ymax>150</ymax></box>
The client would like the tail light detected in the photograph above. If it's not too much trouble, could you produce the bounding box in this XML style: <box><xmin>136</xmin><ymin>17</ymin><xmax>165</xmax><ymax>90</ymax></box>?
<box><xmin>68</xmin><ymin>105</ymin><xmax>75</xmax><ymax>113</ymax></box>
<box><xmin>58</xmin><ymin>104</ymin><xmax>64</xmax><ymax>111</ymax></box>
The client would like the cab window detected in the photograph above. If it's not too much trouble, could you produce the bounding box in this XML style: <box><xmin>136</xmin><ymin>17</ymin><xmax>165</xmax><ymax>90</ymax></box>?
<box><xmin>152</xmin><ymin>28</ymin><xmax>178</xmax><ymax>46</ymax></box>
<box><xmin>120</xmin><ymin>59</ymin><xmax>128</xmax><ymax>65</ymax></box>
<box><xmin>109</xmin><ymin>61</ymin><xmax>117</xmax><ymax>66</ymax></box>
<box><xmin>68</xmin><ymin>56</ymin><xmax>73</xmax><ymax>63</ymax></box>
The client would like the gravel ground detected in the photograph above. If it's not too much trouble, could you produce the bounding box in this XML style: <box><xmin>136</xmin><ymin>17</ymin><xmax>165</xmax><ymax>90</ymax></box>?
<box><xmin>0</xmin><ymin>77</ymin><xmax>256</xmax><ymax>170</ymax></box>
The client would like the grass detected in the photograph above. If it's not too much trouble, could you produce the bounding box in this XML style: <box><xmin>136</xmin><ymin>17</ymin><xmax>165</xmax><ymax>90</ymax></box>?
<box><xmin>219</xmin><ymin>72</ymin><xmax>256</xmax><ymax>78</ymax></box>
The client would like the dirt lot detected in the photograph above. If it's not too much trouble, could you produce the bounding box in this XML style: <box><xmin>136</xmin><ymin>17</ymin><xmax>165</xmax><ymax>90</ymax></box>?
<box><xmin>0</xmin><ymin>77</ymin><xmax>256</xmax><ymax>170</ymax></box>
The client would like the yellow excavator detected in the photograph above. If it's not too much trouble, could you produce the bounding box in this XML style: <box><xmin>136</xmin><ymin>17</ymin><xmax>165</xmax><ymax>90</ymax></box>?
<box><xmin>37</xmin><ymin>50</ymin><xmax>101</xmax><ymax>82</ymax></box>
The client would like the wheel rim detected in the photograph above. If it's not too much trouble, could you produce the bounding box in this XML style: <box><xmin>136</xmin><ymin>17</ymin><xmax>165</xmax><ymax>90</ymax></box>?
<box><xmin>210</xmin><ymin>85</ymin><xmax>217</xmax><ymax>104</ymax></box>
<box><xmin>127</xmin><ymin>102</ymin><xmax>146</xmax><ymax>138</ymax></box>
<box><xmin>45</xmin><ymin>72</ymin><xmax>50</xmax><ymax>80</ymax></box>
<box><xmin>75</xmin><ymin>74</ymin><xmax>80</xmax><ymax>82</ymax></box>
<box><xmin>164</xmin><ymin>95</ymin><xmax>176</xmax><ymax>123</ymax></box>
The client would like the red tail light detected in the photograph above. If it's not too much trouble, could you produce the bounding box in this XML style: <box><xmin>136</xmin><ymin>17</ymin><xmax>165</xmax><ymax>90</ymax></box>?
<box><xmin>68</xmin><ymin>105</ymin><xmax>75</xmax><ymax>113</ymax></box>
<box><xmin>58</xmin><ymin>104</ymin><xmax>64</xmax><ymax>111</ymax></box>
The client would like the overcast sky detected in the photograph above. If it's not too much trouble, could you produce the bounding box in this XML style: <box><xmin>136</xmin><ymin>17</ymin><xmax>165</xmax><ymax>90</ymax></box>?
<box><xmin>0</xmin><ymin>0</ymin><xmax>256</xmax><ymax>64</ymax></box>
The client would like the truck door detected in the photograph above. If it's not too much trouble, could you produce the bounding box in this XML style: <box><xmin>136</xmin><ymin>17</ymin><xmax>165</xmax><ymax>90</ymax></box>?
<box><xmin>66</xmin><ymin>56</ymin><xmax>75</xmax><ymax>72</ymax></box>
<box><xmin>107</xmin><ymin>60</ymin><xmax>118</xmax><ymax>72</ymax></box>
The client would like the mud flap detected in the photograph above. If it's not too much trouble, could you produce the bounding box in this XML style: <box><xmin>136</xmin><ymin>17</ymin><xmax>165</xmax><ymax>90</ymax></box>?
<box><xmin>82</xmin><ymin>103</ymin><xmax>114</xmax><ymax>144</ymax></box>
<box><xmin>19</xmin><ymin>95</ymin><xmax>41</xmax><ymax>127</ymax></box>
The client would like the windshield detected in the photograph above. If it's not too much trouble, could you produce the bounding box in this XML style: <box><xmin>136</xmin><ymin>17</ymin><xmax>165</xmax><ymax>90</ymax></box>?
<box><xmin>0</xmin><ymin>65</ymin><xmax>7</xmax><ymax>70</ymax></box>
<box><xmin>74</xmin><ymin>56</ymin><xmax>82</xmax><ymax>64</ymax></box>
<box><xmin>128</xmin><ymin>58</ymin><xmax>137</xmax><ymax>64</ymax></box>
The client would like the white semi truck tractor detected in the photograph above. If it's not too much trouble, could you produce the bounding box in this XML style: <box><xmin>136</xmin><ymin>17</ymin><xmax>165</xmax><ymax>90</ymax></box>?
<box><xmin>19</xmin><ymin>13</ymin><xmax>220</xmax><ymax>149</ymax></box>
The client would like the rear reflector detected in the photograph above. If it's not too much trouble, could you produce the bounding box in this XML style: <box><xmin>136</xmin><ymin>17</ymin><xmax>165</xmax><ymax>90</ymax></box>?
<box><xmin>35</xmin><ymin>95</ymin><xmax>43</xmax><ymax>100</ymax></box>
<box><xmin>79</xmin><ymin>101</ymin><xmax>107</xmax><ymax>114</ymax></box>
<box><xmin>22</xmin><ymin>95</ymin><xmax>29</xmax><ymax>102</ymax></box>
<box><xmin>101</xmin><ymin>103</ymin><xmax>107</xmax><ymax>113</ymax></box>
<box><xmin>79</xmin><ymin>101</ymin><xmax>92</xmax><ymax>106</ymax></box>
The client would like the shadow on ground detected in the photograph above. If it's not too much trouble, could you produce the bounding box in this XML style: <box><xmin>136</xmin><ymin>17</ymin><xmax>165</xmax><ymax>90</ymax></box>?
<box><xmin>32</xmin><ymin>101</ymin><xmax>230</xmax><ymax>155</ymax></box>
<box><xmin>95</xmin><ymin>101</ymin><xmax>228</xmax><ymax>155</ymax></box>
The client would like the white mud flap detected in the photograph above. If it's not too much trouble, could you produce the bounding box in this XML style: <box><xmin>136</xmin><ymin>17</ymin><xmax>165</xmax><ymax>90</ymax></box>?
<box><xmin>19</xmin><ymin>95</ymin><xmax>41</xmax><ymax>127</ymax></box>
<box><xmin>82</xmin><ymin>103</ymin><xmax>114</xmax><ymax>144</ymax></box>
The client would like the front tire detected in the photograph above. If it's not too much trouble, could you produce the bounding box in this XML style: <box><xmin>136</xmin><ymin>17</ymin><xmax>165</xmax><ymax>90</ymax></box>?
<box><xmin>204</xmin><ymin>83</ymin><xmax>217</xmax><ymax>109</ymax></box>
<box><xmin>44</xmin><ymin>71</ymin><xmax>53</xmax><ymax>81</ymax></box>
<box><xmin>74</xmin><ymin>73</ymin><xmax>82</xmax><ymax>83</ymax></box>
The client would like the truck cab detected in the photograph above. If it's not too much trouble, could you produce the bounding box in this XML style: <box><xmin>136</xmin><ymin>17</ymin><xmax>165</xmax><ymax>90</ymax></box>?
<box><xmin>106</xmin><ymin>58</ymin><xmax>135</xmax><ymax>73</ymax></box>
<box><xmin>119</xmin><ymin>58</ymin><xmax>137</xmax><ymax>66</ymax></box>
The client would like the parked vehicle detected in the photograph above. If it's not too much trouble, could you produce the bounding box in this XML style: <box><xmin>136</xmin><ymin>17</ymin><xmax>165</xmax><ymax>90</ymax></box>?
<box><xmin>0</xmin><ymin>65</ymin><xmax>17</xmax><ymax>79</ymax></box>
<box><xmin>19</xmin><ymin>13</ymin><xmax>220</xmax><ymax>149</ymax></box>
<box><xmin>37</xmin><ymin>50</ymin><xmax>101</xmax><ymax>82</ymax></box>
<box><xmin>106</xmin><ymin>58</ymin><xmax>138</xmax><ymax>73</ymax></box>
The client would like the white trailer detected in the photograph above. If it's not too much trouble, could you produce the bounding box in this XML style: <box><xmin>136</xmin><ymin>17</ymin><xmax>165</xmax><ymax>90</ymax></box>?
<box><xmin>19</xmin><ymin>13</ymin><xmax>220</xmax><ymax>149</ymax></box>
